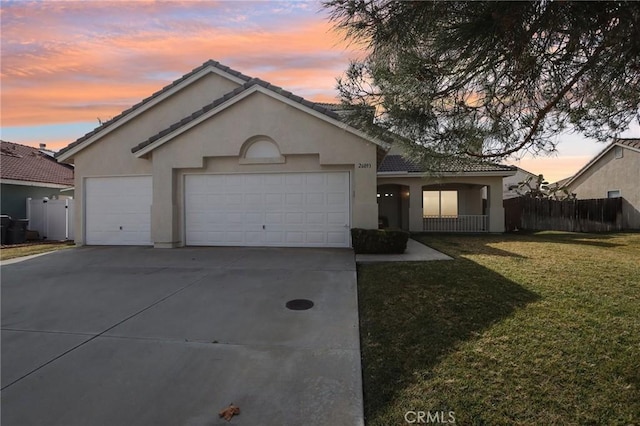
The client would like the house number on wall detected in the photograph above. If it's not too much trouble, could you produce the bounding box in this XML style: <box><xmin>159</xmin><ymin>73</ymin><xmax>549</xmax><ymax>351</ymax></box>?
<box><xmin>358</xmin><ymin>163</ymin><xmax>372</xmax><ymax>169</ymax></box>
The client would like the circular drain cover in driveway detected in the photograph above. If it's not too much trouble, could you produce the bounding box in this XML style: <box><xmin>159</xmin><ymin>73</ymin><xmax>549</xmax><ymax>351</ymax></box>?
<box><xmin>286</xmin><ymin>299</ymin><xmax>314</xmax><ymax>310</ymax></box>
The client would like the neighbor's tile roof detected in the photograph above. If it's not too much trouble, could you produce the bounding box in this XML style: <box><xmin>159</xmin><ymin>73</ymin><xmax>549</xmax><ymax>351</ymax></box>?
<box><xmin>313</xmin><ymin>102</ymin><xmax>346</xmax><ymax>111</ymax></box>
<box><xmin>616</xmin><ymin>138</ymin><xmax>640</xmax><ymax>150</ymax></box>
<box><xmin>56</xmin><ymin>60</ymin><xmax>253</xmax><ymax>158</ymax></box>
<box><xmin>131</xmin><ymin>78</ymin><xmax>345</xmax><ymax>154</ymax></box>
<box><xmin>378</xmin><ymin>154</ymin><xmax>516</xmax><ymax>174</ymax></box>
<box><xmin>1</xmin><ymin>141</ymin><xmax>74</xmax><ymax>186</ymax></box>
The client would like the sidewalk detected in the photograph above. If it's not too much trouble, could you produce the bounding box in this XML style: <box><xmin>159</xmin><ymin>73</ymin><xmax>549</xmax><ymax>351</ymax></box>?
<box><xmin>355</xmin><ymin>238</ymin><xmax>452</xmax><ymax>263</ymax></box>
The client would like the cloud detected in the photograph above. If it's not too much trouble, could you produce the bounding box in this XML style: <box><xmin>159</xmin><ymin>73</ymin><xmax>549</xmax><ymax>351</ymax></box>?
<box><xmin>506</xmin><ymin>156</ymin><xmax>594</xmax><ymax>183</ymax></box>
<box><xmin>1</xmin><ymin>1</ymin><xmax>358</xmax><ymax>129</ymax></box>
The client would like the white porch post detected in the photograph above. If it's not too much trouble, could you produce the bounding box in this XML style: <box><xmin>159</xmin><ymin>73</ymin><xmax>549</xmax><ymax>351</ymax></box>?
<box><xmin>487</xmin><ymin>178</ymin><xmax>505</xmax><ymax>232</ymax></box>
<box><xmin>408</xmin><ymin>182</ymin><xmax>423</xmax><ymax>232</ymax></box>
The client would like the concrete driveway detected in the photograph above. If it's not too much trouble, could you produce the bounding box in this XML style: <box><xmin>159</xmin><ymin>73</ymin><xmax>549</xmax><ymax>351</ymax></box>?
<box><xmin>1</xmin><ymin>247</ymin><xmax>363</xmax><ymax>426</ymax></box>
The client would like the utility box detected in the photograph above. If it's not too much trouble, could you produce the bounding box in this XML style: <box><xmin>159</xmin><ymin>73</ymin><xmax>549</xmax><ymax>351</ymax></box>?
<box><xmin>6</xmin><ymin>218</ymin><xmax>29</xmax><ymax>245</ymax></box>
<box><xmin>1</xmin><ymin>215</ymin><xmax>11</xmax><ymax>245</ymax></box>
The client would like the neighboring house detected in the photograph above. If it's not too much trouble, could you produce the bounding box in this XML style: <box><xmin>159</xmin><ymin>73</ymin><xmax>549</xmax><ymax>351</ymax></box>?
<box><xmin>549</xmin><ymin>176</ymin><xmax>572</xmax><ymax>192</ymax></box>
<box><xmin>564</xmin><ymin>138</ymin><xmax>640</xmax><ymax>229</ymax></box>
<box><xmin>56</xmin><ymin>60</ymin><xmax>513</xmax><ymax>248</ymax></box>
<box><xmin>1</xmin><ymin>141</ymin><xmax>74</xmax><ymax>218</ymax></box>
<box><xmin>502</xmin><ymin>167</ymin><xmax>539</xmax><ymax>199</ymax></box>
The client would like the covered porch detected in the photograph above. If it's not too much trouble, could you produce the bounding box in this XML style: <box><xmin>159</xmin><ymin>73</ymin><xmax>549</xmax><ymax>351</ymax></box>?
<box><xmin>376</xmin><ymin>176</ymin><xmax>507</xmax><ymax>233</ymax></box>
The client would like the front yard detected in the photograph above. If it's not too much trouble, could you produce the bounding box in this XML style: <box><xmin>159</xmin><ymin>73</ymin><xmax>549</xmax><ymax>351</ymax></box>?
<box><xmin>0</xmin><ymin>241</ymin><xmax>74</xmax><ymax>260</ymax></box>
<box><xmin>358</xmin><ymin>232</ymin><xmax>639</xmax><ymax>425</ymax></box>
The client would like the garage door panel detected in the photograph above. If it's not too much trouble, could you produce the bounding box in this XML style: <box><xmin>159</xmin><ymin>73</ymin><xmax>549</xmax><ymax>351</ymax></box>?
<box><xmin>85</xmin><ymin>176</ymin><xmax>152</xmax><ymax>246</ymax></box>
<box><xmin>328</xmin><ymin>212</ymin><xmax>347</xmax><ymax>224</ymax></box>
<box><xmin>306</xmin><ymin>174</ymin><xmax>325</xmax><ymax>186</ymax></box>
<box><xmin>265</xmin><ymin>231</ymin><xmax>284</xmax><ymax>243</ymax></box>
<box><xmin>284</xmin><ymin>174</ymin><xmax>304</xmax><ymax>185</ymax></box>
<box><xmin>185</xmin><ymin>172</ymin><xmax>349</xmax><ymax>247</ymax></box>
<box><xmin>226</xmin><ymin>194</ymin><xmax>243</xmax><ymax>206</ymax></box>
<box><xmin>328</xmin><ymin>231</ymin><xmax>348</xmax><ymax>245</ymax></box>
<box><xmin>327</xmin><ymin>192</ymin><xmax>347</xmax><ymax>205</ymax></box>
<box><xmin>306</xmin><ymin>193</ymin><xmax>324</xmax><ymax>204</ymax></box>
<box><xmin>306</xmin><ymin>213</ymin><xmax>325</xmax><ymax>225</ymax></box>
<box><xmin>285</xmin><ymin>212</ymin><xmax>304</xmax><ymax>224</ymax></box>
<box><xmin>285</xmin><ymin>193</ymin><xmax>304</xmax><ymax>205</ymax></box>
<box><xmin>265</xmin><ymin>213</ymin><xmax>283</xmax><ymax>224</ymax></box>
<box><xmin>305</xmin><ymin>232</ymin><xmax>325</xmax><ymax>244</ymax></box>
<box><xmin>327</xmin><ymin>173</ymin><xmax>347</xmax><ymax>185</ymax></box>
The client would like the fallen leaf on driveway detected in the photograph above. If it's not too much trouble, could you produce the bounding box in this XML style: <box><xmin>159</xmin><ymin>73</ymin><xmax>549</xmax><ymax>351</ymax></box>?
<box><xmin>218</xmin><ymin>403</ymin><xmax>240</xmax><ymax>421</ymax></box>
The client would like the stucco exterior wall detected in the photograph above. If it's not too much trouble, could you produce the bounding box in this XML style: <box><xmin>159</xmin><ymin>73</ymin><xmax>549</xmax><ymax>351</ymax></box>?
<box><xmin>150</xmin><ymin>91</ymin><xmax>378</xmax><ymax>246</ymax></box>
<box><xmin>569</xmin><ymin>147</ymin><xmax>640</xmax><ymax>229</ymax></box>
<box><xmin>70</xmin><ymin>84</ymin><xmax>379</xmax><ymax>246</ymax></box>
<box><xmin>70</xmin><ymin>72</ymin><xmax>243</xmax><ymax>245</ymax></box>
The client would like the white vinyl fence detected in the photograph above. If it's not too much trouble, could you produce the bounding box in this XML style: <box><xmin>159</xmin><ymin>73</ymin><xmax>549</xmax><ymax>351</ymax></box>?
<box><xmin>26</xmin><ymin>198</ymin><xmax>75</xmax><ymax>241</ymax></box>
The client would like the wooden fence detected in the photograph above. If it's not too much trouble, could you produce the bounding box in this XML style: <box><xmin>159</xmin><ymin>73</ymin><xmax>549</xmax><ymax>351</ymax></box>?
<box><xmin>504</xmin><ymin>197</ymin><xmax>623</xmax><ymax>232</ymax></box>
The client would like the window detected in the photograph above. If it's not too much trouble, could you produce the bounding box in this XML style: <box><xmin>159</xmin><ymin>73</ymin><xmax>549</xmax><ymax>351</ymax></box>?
<box><xmin>245</xmin><ymin>139</ymin><xmax>280</xmax><ymax>158</ymax></box>
<box><xmin>239</xmin><ymin>136</ymin><xmax>285</xmax><ymax>164</ymax></box>
<box><xmin>423</xmin><ymin>190</ymin><xmax>458</xmax><ymax>217</ymax></box>
<box><xmin>607</xmin><ymin>190</ymin><xmax>621</xmax><ymax>198</ymax></box>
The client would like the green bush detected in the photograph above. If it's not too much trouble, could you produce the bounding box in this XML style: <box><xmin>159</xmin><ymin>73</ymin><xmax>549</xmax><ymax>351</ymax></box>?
<box><xmin>351</xmin><ymin>228</ymin><xmax>410</xmax><ymax>254</ymax></box>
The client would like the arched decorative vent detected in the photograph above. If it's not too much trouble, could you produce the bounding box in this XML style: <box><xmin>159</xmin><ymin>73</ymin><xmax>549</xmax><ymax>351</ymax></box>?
<box><xmin>239</xmin><ymin>136</ymin><xmax>285</xmax><ymax>164</ymax></box>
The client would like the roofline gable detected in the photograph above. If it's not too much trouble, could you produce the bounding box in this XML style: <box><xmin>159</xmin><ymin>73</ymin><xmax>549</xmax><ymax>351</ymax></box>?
<box><xmin>565</xmin><ymin>139</ymin><xmax>640</xmax><ymax>187</ymax></box>
<box><xmin>512</xmin><ymin>166</ymin><xmax>539</xmax><ymax>177</ymax></box>
<box><xmin>131</xmin><ymin>82</ymin><xmax>391</xmax><ymax>157</ymax></box>
<box><xmin>56</xmin><ymin>60</ymin><xmax>250</xmax><ymax>162</ymax></box>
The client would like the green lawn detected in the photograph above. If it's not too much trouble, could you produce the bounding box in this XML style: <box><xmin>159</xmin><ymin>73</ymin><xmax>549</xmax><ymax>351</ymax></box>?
<box><xmin>358</xmin><ymin>232</ymin><xmax>640</xmax><ymax>425</ymax></box>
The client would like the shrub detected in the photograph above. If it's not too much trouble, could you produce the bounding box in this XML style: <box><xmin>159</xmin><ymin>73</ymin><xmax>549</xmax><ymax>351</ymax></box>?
<box><xmin>351</xmin><ymin>228</ymin><xmax>410</xmax><ymax>254</ymax></box>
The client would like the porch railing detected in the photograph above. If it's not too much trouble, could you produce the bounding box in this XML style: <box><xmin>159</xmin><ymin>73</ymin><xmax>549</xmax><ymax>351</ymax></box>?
<box><xmin>423</xmin><ymin>215</ymin><xmax>488</xmax><ymax>232</ymax></box>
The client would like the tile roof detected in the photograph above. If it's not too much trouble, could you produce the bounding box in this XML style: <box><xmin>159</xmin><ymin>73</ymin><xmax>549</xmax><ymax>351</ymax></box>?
<box><xmin>56</xmin><ymin>60</ymin><xmax>253</xmax><ymax>158</ymax></box>
<box><xmin>131</xmin><ymin>78</ymin><xmax>345</xmax><ymax>154</ymax></box>
<box><xmin>57</xmin><ymin>59</ymin><xmax>391</xmax><ymax>160</ymax></box>
<box><xmin>378</xmin><ymin>154</ymin><xmax>516</xmax><ymax>174</ymax></box>
<box><xmin>377</xmin><ymin>154</ymin><xmax>425</xmax><ymax>173</ymax></box>
<box><xmin>616</xmin><ymin>138</ymin><xmax>640</xmax><ymax>151</ymax></box>
<box><xmin>313</xmin><ymin>102</ymin><xmax>345</xmax><ymax>111</ymax></box>
<box><xmin>1</xmin><ymin>141</ymin><xmax>74</xmax><ymax>186</ymax></box>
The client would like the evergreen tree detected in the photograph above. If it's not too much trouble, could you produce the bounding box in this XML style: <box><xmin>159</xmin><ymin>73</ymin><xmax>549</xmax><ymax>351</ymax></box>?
<box><xmin>324</xmin><ymin>1</ymin><xmax>640</xmax><ymax>160</ymax></box>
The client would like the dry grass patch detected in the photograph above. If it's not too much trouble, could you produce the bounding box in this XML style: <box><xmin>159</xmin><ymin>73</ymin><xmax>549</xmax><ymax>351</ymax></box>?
<box><xmin>0</xmin><ymin>241</ymin><xmax>75</xmax><ymax>260</ymax></box>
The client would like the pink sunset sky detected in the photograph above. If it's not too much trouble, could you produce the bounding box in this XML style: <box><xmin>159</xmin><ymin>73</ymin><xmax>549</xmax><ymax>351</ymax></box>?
<box><xmin>1</xmin><ymin>0</ymin><xmax>638</xmax><ymax>183</ymax></box>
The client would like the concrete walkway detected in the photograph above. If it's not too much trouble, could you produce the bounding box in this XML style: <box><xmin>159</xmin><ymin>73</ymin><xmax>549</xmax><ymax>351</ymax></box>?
<box><xmin>2</xmin><ymin>246</ymin><xmax>363</xmax><ymax>426</ymax></box>
<box><xmin>356</xmin><ymin>238</ymin><xmax>452</xmax><ymax>263</ymax></box>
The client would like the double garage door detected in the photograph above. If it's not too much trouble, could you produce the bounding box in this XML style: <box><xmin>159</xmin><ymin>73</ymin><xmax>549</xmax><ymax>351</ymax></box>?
<box><xmin>185</xmin><ymin>172</ymin><xmax>350</xmax><ymax>247</ymax></box>
<box><xmin>84</xmin><ymin>172</ymin><xmax>350</xmax><ymax>247</ymax></box>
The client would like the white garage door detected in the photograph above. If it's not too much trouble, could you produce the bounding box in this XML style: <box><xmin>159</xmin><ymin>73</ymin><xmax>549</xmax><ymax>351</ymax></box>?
<box><xmin>185</xmin><ymin>172</ymin><xmax>350</xmax><ymax>247</ymax></box>
<box><xmin>85</xmin><ymin>176</ymin><xmax>152</xmax><ymax>245</ymax></box>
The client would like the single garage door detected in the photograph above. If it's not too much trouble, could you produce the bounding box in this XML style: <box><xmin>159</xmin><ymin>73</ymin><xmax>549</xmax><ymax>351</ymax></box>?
<box><xmin>85</xmin><ymin>176</ymin><xmax>152</xmax><ymax>245</ymax></box>
<box><xmin>185</xmin><ymin>172</ymin><xmax>350</xmax><ymax>247</ymax></box>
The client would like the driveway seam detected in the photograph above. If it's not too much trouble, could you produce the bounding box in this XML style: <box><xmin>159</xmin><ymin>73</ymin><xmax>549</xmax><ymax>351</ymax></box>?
<box><xmin>1</xmin><ymin>272</ymin><xmax>207</xmax><ymax>391</ymax></box>
<box><xmin>96</xmin><ymin>333</ymin><xmax>361</xmax><ymax>351</ymax></box>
